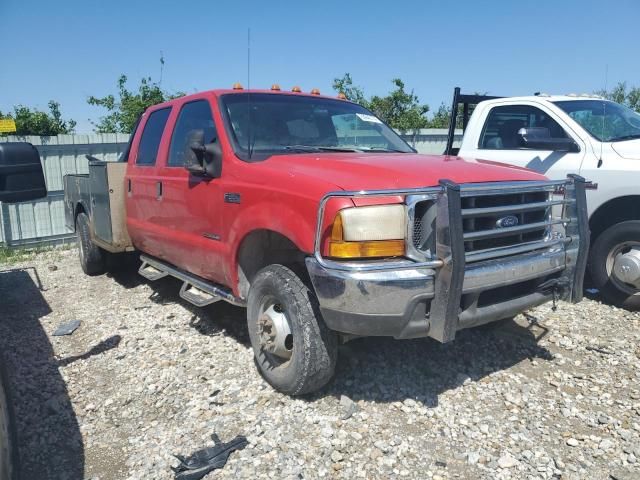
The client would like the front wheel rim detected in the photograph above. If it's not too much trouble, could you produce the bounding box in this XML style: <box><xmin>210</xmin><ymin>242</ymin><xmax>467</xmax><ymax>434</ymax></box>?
<box><xmin>256</xmin><ymin>297</ymin><xmax>293</xmax><ymax>362</ymax></box>
<box><xmin>606</xmin><ymin>241</ymin><xmax>640</xmax><ymax>295</ymax></box>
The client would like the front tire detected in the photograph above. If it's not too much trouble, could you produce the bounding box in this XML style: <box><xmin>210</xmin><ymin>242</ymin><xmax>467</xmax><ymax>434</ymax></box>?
<box><xmin>247</xmin><ymin>265</ymin><xmax>338</xmax><ymax>395</ymax></box>
<box><xmin>589</xmin><ymin>221</ymin><xmax>640</xmax><ymax>310</ymax></box>
<box><xmin>76</xmin><ymin>212</ymin><xmax>105</xmax><ymax>276</ymax></box>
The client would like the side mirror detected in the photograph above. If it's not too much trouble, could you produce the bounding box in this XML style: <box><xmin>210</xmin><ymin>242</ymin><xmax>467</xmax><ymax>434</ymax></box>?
<box><xmin>517</xmin><ymin>127</ymin><xmax>579</xmax><ymax>152</ymax></box>
<box><xmin>0</xmin><ymin>142</ymin><xmax>47</xmax><ymax>203</ymax></box>
<box><xmin>184</xmin><ymin>129</ymin><xmax>222</xmax><ymax>178</ymax></box>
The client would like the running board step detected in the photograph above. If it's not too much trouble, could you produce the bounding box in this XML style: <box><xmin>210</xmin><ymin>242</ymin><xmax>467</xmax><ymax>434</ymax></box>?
<box><xmin>179</xmin><ymin>282</ymin><xmax>220</xmax><ymax>307</ymax></box>
<box><xmin>138</xmin><ymin>262</ymin><xmax>168</xmax><ymax>281</ymax></box>
<box><xmin>138</xmin><ymin>254</ymin><xmax>246</xmax><ymax>307</ymax></box>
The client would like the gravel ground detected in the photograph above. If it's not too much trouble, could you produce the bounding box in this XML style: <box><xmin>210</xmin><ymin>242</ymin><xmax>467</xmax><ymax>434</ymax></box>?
<box><xmin>1</xmin><ymin>247</ymin><xmax>639</xmax><ymax>480</ymax></box>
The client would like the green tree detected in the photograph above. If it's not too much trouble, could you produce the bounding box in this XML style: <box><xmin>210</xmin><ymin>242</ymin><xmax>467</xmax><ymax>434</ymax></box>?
<box><xmin>332</xmin><ymin>73</ymin><xmax>369</xmax><ymax>107</ymax></box>
<box><xmin>424</xmin><ymin>90</ymin><xmax>490</xmax><ymax>129</ymax></box>
<box><xmin>332</xmin><ymin>74</ymin><xmax>429</xmax><ymax>133</ymax></box>
<box><xmin>596</xmin><ymin>81</ymin><xmax>640</xmax><ymax>113</ymax></box>
<box><xmin>426</xmin><ymin>103</ymin><xmax>451</xmax><ymax>128</ymax></box>
<box><xmin>368</xmin><ymin>79</ymin><xmax>429</xmax><ymax>133</ymax></box>
<box><xmin>0</xmin><ymin>101</ymin><xmax>76</xmax><ymax>136</ymax></box>
<box><xmin>88</xmin><ymin>75</ymin><xmax>184</xmax><ymax>133</ymax></box>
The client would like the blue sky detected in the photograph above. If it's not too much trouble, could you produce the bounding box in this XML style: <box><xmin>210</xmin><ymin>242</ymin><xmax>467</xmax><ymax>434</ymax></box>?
<box><xmin>1</xmin><ymin>0</ymin><xmax>638</xmax><ymax>133</ymax></box>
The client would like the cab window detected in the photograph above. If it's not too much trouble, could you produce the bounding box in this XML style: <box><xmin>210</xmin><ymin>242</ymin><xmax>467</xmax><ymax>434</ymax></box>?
<box><xmin>136</xmin><ymin>108</ymin><xmax>171</xmax><ymax>166</ymax></box>
<box><xmin>479</xmin><ymin>105</ymin><xmax>568</xmax><ymax>150</ymax></box>
<box><xmin>168</xmin><ymin>100</ymin><xmax>217</xmax><ymax>167</ymax></box>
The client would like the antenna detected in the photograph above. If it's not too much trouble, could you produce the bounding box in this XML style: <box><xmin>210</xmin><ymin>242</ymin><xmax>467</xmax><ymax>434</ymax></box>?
<box><xmin>247</xmin><ymin>28</ymin><xmax>253</xmax><ymax>160</ymax></box>
<box><xmin>598</xmin><ymin>64</ymin><xmax>608</xmax><ymax>168</ymax></box>
<box><xmin>159</xmin><ymin>51</ymin><xmax>165</xmax><ymax>87</ymax></box>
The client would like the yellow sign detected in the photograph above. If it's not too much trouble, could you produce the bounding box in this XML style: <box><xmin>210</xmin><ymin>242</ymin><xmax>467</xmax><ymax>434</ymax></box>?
<box><xmin>0</xmin><ymin>119</ymin><xmax>17</xmax><ymax>133</ymax></box>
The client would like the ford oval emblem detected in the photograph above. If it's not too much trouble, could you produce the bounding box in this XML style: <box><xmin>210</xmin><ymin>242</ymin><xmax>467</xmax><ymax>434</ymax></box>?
<box><xmin>496</xmin><ymin>215</ymin><xmax>519</xmax><ymax>228</ymax></box>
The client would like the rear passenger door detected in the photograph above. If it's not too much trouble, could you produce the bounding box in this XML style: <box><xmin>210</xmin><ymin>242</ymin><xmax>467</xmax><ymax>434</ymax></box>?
<box><xmin>466</xmin><ymin>102</ymin><xmax>585</xmax><ymax>180</ymax></box>
<box><xmin>125</xmin><ymin>106</ymin><xmax>172</xmax><ymax>257</ymax></box>
<box><xmin>154</xmin><ymin>97</ymin><xmax>226</xmax><ymax>283</ymax></box>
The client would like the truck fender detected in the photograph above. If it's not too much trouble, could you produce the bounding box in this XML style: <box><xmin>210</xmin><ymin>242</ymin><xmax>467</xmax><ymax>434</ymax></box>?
<box><xmin>589</xmin><ymin>195</ymin><xmax>640</xmax><ymax>241</ymax></box>
<box><xmin>69</xmin><ymin>200</ymin><xmax>90</xmax><ymax>232</ymax></box>
<box><xmin>226</xmin><ymin>203</ymin><xmax>316</xmax><ymax>298</ymax></box>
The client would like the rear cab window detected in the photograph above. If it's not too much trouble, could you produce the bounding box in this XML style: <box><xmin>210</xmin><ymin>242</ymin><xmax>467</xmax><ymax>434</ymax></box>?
<box><xmin>479</xmin><ymin>104</ymin><xmax>568</xmax><ymax>150</ymax></box>
<box><xmin>135</xmin><ymin>108</ymin><xmax>171</xmax><ymax>166</ymax></box>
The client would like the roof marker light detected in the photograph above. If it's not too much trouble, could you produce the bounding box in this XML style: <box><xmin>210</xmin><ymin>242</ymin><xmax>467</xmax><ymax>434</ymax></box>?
<box><xmin>337</xmin><ymin>92</ymin><xmax>347</xmax><ymax>100</ymax></box>
<box><xmin>271</xmin><ymin>84</ymin><xmax>281</xmax><ymax>91</ymax></box>
<box><xmin>291</xmin><ymin>86</ymin><xmax>302</xmax><ymax>93</ymax></box>
<box><xmin>310</xmin><ymin>88</ymin><xmax>321</xmax><ymax>95</ymax></box>
<box><xmin>232</xmin><ymin>83</ymin><xmax>243</xmax><ymax>90</ymax></box>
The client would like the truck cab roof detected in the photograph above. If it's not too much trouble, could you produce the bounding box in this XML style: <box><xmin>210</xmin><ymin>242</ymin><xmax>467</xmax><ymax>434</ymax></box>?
<box><xmin>477</xmin><ymin>94</ymin><xmax>607</xmax><ymax>105</ymax></box>
<box><xmin>151</xmin><ymin>88</ymin><xmax>350</xmax><ymax>110</ymax></box>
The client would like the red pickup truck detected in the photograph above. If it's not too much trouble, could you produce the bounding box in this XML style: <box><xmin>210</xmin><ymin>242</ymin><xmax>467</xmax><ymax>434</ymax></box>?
<box><xmin>64</xmin><ymin>86</ymin><xmax>589</xmax><ymax>395</ymax></box>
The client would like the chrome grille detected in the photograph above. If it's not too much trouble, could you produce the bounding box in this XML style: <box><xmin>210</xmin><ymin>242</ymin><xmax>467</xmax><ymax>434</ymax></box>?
<box><xmin>409</xmin><ymin>185</ymin><xmax>568</xmax><ymax>262</ymax></box>
<box><xmin>461</xmin><ymin>191</ymin><xmax>549</xmax><ymax>252</ymax></box>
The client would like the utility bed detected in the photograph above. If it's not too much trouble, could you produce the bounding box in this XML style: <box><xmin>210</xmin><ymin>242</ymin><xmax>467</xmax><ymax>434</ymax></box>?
<box><xmin>64</xmin><ymin>160</ymin><xmax>133</xmax><ymax>253</ymax></box>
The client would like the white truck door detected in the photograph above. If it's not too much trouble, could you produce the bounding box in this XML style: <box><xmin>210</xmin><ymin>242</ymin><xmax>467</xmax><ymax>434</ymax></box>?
<box><xmin>460</xmin><ymin>101</ymin><xmax>585</xmax><ymax>180</ymax></box>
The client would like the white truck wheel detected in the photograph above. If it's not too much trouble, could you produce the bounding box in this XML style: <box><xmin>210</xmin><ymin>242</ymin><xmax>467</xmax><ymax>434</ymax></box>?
<box><xmin>589</xmin><ymin>221</ymin><xmax>640</xmax><ymax>310</ymax></box>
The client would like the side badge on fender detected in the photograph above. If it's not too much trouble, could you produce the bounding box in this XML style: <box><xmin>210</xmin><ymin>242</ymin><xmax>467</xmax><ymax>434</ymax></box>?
<box><xmin>224</xmin><ymin>193</ymin><xmax>241</xmax><ymax>204</ymax></box>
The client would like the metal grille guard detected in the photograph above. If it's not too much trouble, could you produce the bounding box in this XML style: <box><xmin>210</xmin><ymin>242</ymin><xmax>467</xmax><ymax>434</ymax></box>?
<box><xmin>313</xmin><ymin>176</ymin><xmax>590</xmax><ymax>342</ymax></box>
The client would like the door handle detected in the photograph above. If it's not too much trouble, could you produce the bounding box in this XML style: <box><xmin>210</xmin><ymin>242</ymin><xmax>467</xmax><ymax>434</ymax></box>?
<box><xmin>156</xmin><ymin>181</ymin><xmax>163</xmax><ymax>199</ymax></box>
<box><xmin>127</xmin><ymin>179</ymin><xmax>132</xmax><ymax>196</ymax></box>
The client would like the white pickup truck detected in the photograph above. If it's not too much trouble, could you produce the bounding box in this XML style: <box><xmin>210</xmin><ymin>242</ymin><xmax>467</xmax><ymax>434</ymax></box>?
<box><xmin>446</xmin><ymin>88</ymin><xmax>640</xmax><ymax>309</ymax></box>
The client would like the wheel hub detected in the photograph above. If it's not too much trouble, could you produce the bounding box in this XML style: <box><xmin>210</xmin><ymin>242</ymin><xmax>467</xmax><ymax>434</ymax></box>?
<box><xmin>613</xmin><ymin>247</ymin><xmax>640</xmax><ymax>289</ymax></box>
<box><xmin>257</xmin><ymin>304</ymin><xmax>292</xmax><ymax>359</ymax></box>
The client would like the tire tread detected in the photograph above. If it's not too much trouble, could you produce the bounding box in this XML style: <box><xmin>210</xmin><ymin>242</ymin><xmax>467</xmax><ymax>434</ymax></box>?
<box><xmin>247</xmin><ymin>264</ymin><xmax>337</xmax><ymax>395</ymax></box>
<box><xmin>76</xmin><ymin>212</ymin><xmax>105</xmax><ymax>276</ymax></box>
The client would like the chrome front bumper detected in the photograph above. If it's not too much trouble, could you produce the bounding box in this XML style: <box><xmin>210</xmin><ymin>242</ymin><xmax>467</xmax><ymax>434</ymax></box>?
<box><xmin>307</xmin><ymin>176</ymin><xmax>589</xmax><ymax>341</ymax></box>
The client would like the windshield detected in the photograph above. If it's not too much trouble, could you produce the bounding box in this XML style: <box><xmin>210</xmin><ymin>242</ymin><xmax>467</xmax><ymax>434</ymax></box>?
<box><xmin>553</xmin><ymin>100</ymin><xmax>640</xmax><ymax>142</ymax></box>
<box><xmin>220</xmin><ymin>93</ymin><xmax>414</xmax><ymax>160</ymax></box>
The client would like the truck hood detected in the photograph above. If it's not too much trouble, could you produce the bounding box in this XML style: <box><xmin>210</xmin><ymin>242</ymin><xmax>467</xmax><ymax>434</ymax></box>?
<box><xmin>611</xmin><ymin>139</ymin><xmax>640</xmax><ymax>160</ymax></box>
<box><xmin>264</xmin><ymin>152</ymin><xmax>547</xmax><ymax>191</ymax></box>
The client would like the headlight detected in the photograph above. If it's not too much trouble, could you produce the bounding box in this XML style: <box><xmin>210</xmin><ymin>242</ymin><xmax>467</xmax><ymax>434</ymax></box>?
<box><xmin>328</xmin><ymin>204</ymin><xmax>406</xmax><ymax>259</ymax></box>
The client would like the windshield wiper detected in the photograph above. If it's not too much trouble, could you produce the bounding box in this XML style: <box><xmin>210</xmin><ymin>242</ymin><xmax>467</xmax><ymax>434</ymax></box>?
<box><xmin>283</xmin><ymin>145</ymin><xmax>409</xmax><ymax>153</ymax></box>
<box><xmin>357</xmin><ymin>147</ymin><xmax>407</xmax><ymax>153</ymax></box>
<box><xmin>609</xmin><ymin>134</ymin><xmax>640</xmax><ymax>142</ymax></box>
<box><xmin>284</xmin><ymin>145</ymin><xmax>361</xmax><ymax>152</ymax></box>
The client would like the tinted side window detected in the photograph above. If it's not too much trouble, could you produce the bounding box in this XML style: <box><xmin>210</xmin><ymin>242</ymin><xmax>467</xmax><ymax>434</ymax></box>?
<box><xmin>136</xmin><ymin>108</ymin><xmax>171</xmax><ymax>165</ymax></box>
<box><xmin>479</xmin><ymin>105</ymin><xmax>567</xmax><ymax>150</ymax></box>
<box><xmin>168</xmin><ymin>100</ymin><xmax>217</xmax><ymax>167</ymax></box>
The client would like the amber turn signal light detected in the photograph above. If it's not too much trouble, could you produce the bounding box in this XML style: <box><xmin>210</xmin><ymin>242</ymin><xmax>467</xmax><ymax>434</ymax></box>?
<box><xmin>329</xmin><ymin>240</ymin><xmax>405</xmax><ymax>258</ymax></box>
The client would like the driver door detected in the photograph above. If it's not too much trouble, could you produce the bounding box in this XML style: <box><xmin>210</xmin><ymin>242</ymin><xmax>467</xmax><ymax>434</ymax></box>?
<box><xmin>153</xmin><ymin>96</ymin><xmax>226</xmax><ymax>284</ymax></box>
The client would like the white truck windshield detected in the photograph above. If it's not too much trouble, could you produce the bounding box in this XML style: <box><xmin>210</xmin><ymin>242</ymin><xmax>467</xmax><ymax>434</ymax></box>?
<box><xmin>554</xmin><ymin>100</ymin><xmax>640</xmax><ymax>142</ymax></box>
